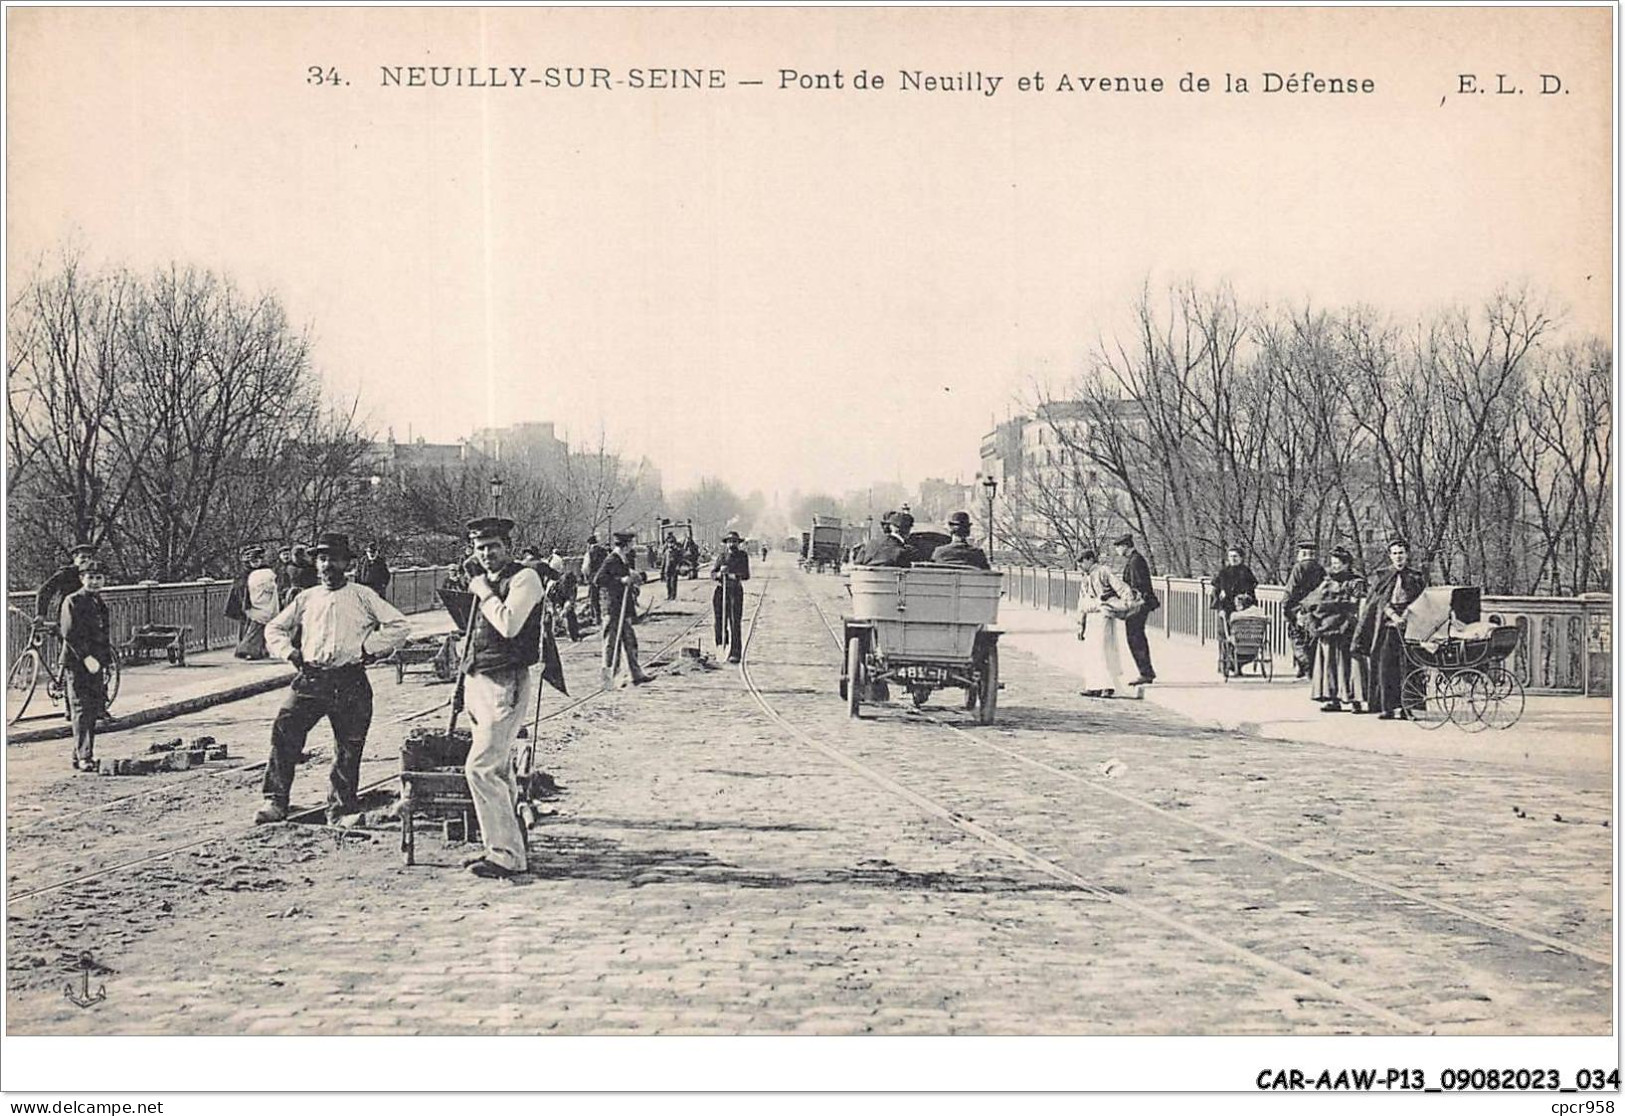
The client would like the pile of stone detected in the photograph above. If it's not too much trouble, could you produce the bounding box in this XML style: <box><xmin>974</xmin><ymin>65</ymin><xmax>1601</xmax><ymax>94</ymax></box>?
<box><xmin>99</xmin><ymin>735</ymin><xmax>229</xmax><ymax>776</ymax></box>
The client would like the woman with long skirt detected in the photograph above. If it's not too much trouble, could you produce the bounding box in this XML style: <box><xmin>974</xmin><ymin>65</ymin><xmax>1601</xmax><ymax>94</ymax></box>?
<box><xmin>1075</xmin><ymin>549</ymin><xmax>1133</xmax><ymax>698</ymax></box>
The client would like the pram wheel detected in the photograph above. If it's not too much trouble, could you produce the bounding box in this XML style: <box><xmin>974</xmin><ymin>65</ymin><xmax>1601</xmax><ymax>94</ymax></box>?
<box><xmin>1468</xmin><ymin>665</ymin><xmax>1526</xmax><ymax>730</ymax></box>
<box><xmin>1402</xmin><ymin>667</ymin><xmax>1457</xmax><ymax>730</ymax></box>
<box><xmin>1447</xmin><ymin>668</ymin><xmax>1492</xmax><ymax>732</ymax></box>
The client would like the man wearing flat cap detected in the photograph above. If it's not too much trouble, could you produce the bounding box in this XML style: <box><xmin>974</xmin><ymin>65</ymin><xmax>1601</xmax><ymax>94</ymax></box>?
<box><xmin>60</xmin><ymin>558</ymin><xmax>111</xmax><ymax>772</ymax></box>
<box><xmin>456</xmin><ymin>516</ymin><xmax>549</xmax><ymax>879</ymax></box>
<box><xmin>1281</xmin><ymin>539</ymin><xmax>1326</xmax><ymax>679</ymax></box>
<box><xmin>930</xmin><ymin>512</ymin><xmax>991</xmax><ymax>569</ymax></box>
<box><xmin>34</xmin><ymin>542</ymin><xmax>98</xmax><ymax>637</ymax></box>
<box><xmin>1112</xmin><ymin>533</ymin><xmax>1159</xmax><ymax>686</ymax></box>
<box><xmin>232</xmin><ymin>546</ymin><xmax>281</xmax><ymax>660</ymax></box>
<box><xmin>711</xmin><ymin>530</ymin><xmax>752</xmax><ymax>663</ymax></box>
<box><xmin>594</xmin><ymin>531</ymin><xmax>652</xmax><ymax>687</ymax></box>
<box><xmin>258</xmin><ymin>532</ymin><xmax>412</xmax><ymax>826</ymax></box>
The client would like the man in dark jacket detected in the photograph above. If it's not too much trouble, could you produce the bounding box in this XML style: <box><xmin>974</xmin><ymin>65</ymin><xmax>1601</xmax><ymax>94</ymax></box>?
<box><xmin>661</xmin><ymin>533</ymin><xmax>683</xmax><ymax>601</ymax></box>
<box><xmin>711</xmin><ymin>531</ymin><xmax>752</xmax><ymax>662</ymax></box>
<box><xmin>1281</xmin><ymin>539</ymin><xmax>1327</xmax><ymax>678</ymax></box>
<box><xmin>930</xmin><ymin>512</ymin><xmax>991</xmax><ymax>569</ymax></box>
<box><xmin>35</xmin><ymin>543</ymin><xmax>97</xmax><ymax>632</ymax></box>
<box><xmin>355</xmin><ymin>542</ymin><xmax>392</xmax><ymax>599</ymax></box>
<box><xmin>594</xmin><ymin>532</ymin><xmax>652</xmax><ymax>687</ymax></box>
<box><xmin>583</xmin><ymin>534</ymin><xmax>610</xmax><ymax>626</ymax></box>
<box><xmin>1113</xmin><ymin>533</ymin><xmax>1158</xmax><ymax>685</ymax></box>
<box><xmin>1351</xmin><ymin>537</ymin><xmax>1426</xmax><ymax>719</ymax></box>
<box><xmin>60</xmin><ymin>559</ymin><xmax>113</xmax><ymax>771</ymax></box>
<box><xmin>861</xmin><ymin>511</ymin><xmax>918</xmax><ymax>567</ymax></box>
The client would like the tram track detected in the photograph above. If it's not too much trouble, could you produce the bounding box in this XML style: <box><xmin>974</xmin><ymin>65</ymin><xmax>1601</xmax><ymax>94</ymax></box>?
<box><xmin>734</xmin><ymin>567</ymin><xmax>1426</xmax><ymax>1032</ymax></box>
<box><xmin>6</xmin><ymin>581</ymin><xmax>715</xmax><ymax>903</ymax></box>
<box><xmin>788</xmin><ymin>568</ymin><xmax>1610</xmax><ymax>970</ymax></box>
<box><xmin>735</xmin><ymin>566</ymin><xmax>1610</xmax><ymax>1032</ymax></box>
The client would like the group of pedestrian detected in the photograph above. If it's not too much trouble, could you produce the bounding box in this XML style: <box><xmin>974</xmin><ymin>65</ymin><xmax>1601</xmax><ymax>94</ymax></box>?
<box><xmin>1074</xmin><ymin>534</ymin><xmax>1160</xmax><ymax>696</ymax></box>
<box><xmin>1208</xmin><ymin>537</ymin><xmax>1427</xmax><ymax>719</ymax></box>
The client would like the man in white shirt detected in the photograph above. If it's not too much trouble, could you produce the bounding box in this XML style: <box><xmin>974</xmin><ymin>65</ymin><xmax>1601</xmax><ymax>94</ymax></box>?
<box><xmin>257</xmin><ymin>532</ymin><xmax>412</xmax><ymax>825</ymax></box>
<box><xmin>459</xmin><ymin>516</ymin><xmax>547</xmax><ymax>879</ymax></box>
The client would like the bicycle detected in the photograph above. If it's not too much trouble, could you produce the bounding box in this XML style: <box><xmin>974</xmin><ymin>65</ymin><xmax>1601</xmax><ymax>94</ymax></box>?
<box><xmin>7</xmin><ymin>609</ymin><xmax>121</xmax><ymax>725</ymax></box>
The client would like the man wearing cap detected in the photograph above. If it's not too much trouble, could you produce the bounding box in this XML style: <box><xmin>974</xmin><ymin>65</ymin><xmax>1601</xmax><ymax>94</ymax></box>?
<box><xmin>1281</xmin><ymin>539</ymin><xmax>1327</xmax><ymax>679</ymax></box>
<box><xmin>233</xmin><ymin>546</ymin><xmax>281</xmax><ymax>660</ymax></box>
<box><xmin>594</xmin><ymin>531</ymin><xmax>652</xmax><ymax>686</ymax></box>
<box><xmin>60</xmin><ymin>559</ymin><xmax>112</xmax><ymax>771</ymax></box>
<box><xmin>457</xmin><ymin>517</ymin><xmax>549</xmax><ymax>879</ymax></box>
<box><xmin>257</xmin><ymin>532</ymin><xmax>412</xmax><ymax>826</ymax></box>
<box><xmin>1352</xmin><ymin>537</ymin><xmax>1427</xmax><ymax>720</ymax></box>
<box><xmin>661</xmin><ymin>532</ymin><xmax>683</xmax><ymax>601</ymax></box>
<box><xmin>711</xmin><ymin>531</ymin><xmax>752</xmax><ymax>662</ymax></box>
<box><xmin>34</xmin><ymin>543</ymin><xmax>98</xmax><ymax>635</ymax></box>
<box><xmin>930</xmin><ymin>512</ymin><xmax>991</xmax><ymax>569</ymax></box>
<box><xmin>355</xmin><ymin>542</ymin><xmax>392</xmax><ymax>601</ymax></box>
<box><xmin>1113</xmin><ymin>533</ymin><xmax>1159</xmax><ymax>686</ymax></box>
<box><xmin>861</xmin><ymin>511</ymin><xmax>918</xmax><ymax>567</ymax></box>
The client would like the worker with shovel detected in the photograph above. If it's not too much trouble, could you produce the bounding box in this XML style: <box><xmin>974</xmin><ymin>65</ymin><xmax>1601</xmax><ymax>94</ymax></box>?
<box><xmin>458</xmin><ymin>516</ymin><xmax>548</xmax><ymax>880</ymax></box>
<box><xmin>711</xmin><ymin>530</ymin><xmax>751</xmax><ymax>664</ymax></box>
<box><xmin>594</xmin><ymin>531</ymin><xmax>652</xmax><ymax>688</ymax></box>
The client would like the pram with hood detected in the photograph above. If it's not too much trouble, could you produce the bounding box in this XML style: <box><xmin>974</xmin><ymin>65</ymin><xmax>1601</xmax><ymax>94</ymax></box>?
<box><xmin>1398</xmin><ymin>586</ymin><xmax>1524</xmax><ymax>731</ymax></box>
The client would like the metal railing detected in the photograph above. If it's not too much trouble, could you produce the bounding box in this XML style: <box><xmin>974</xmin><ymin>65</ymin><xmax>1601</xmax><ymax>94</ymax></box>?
<box><xmin>996</xmin><ymin>565</ymin><xmax>1612</xmax><ymax>697</ymax></box>
<box><xmin>7</xmin><ymin>567</ymin><xmax>456</xmax><ymax>669</ymax></box>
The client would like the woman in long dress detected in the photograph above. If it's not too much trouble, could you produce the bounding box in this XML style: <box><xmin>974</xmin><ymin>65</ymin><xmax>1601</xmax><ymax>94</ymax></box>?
<box><xmin>1306</xmin><ymin>546</ymin><xmax>1368</xmax><ymax>713</ymax></box>
<box><xmin>1076</xmin><ymin>549</ymin><xmax>1133</xmax><ymax>697</ymax></box>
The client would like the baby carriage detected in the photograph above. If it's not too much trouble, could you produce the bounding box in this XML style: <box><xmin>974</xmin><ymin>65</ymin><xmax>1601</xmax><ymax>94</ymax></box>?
<box><xmin>1398</xmin><ymin>586</ymin><xmax>1524</xmax><ymax>732</ymax></box>
<box><xmin>1217</xmin><ymin>605</ymin><xmax>1274</xmax><ymax>681</ymax></box>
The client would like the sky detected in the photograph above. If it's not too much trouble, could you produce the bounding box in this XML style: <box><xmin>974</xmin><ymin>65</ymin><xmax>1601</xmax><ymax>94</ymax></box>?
<box><xmin>7</xmin><ymin>7</ymin><xmax>1612</xmax><ymax>502</ymax></box>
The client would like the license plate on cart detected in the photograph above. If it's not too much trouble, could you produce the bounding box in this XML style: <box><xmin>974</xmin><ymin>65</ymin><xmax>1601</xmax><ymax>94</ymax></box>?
<box><xmin>895</xmin><ymin>665</ymin><xmax>950</xmax><ymax>683</ymax></box>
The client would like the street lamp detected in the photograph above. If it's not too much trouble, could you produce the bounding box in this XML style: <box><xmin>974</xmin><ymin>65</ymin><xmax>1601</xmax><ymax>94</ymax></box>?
<box><xmin>982</xmin><ymin>475</ymin><xmax>998</xmax><ymax>555</ymax></box>
<box><xmin>488</xmin><ymin>475</ymin><xmax>504</xmax><ymax>517</ymax></box>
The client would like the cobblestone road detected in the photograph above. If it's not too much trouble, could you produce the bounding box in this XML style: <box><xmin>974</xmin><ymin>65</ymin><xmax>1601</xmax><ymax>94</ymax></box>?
<box><xmin>5</xmin><ymin>567</ymin><xmax>1612</xmax><ymax>1034</ymax></box>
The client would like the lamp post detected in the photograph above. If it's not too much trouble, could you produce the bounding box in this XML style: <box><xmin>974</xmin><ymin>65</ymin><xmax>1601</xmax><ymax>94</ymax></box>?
<box><xmin>982</xmin><ymin>475</ymin><xmax>998</xmax><ymax>556</ymax></box>
<box><xmin>489</xmin><ymin>475</ymin><xmax>504</xmax><ymax>517</ymax></box>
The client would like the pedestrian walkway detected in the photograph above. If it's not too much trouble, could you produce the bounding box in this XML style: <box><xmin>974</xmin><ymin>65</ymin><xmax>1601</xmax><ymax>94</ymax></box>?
<box><xmin>995</xmin><ymin>601</ymin><xmax>1613</xmax><ymax>775</ymax></box>
<box><xmin>6</xmin><ymin>611</ymin><xmax>456</xmax><ymax>745</ymax></box>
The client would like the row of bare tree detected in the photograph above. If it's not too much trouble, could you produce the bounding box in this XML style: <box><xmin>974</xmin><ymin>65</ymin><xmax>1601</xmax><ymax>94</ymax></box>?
<box><xmin>1007</xmin><ymin>283</ymin><xmax>1610</xmax><ymax>594</ymax></box>
<box><xmin>6</xmin><ymin>253</ymin><xmax>663</xmax><ymax>588</ymax></box>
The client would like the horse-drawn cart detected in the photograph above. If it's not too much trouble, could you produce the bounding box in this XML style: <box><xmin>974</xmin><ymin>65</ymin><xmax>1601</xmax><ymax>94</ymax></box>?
<box><xmin>839</xmin><ymin>565</ymin><xmax>1003</xmax><ymax>723</ymax></box>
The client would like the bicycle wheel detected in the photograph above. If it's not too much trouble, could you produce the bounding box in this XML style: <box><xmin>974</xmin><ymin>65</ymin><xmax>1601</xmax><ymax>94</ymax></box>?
<box><xmin>1471</xmin><ymin>666</ymin><xmax>1525</xmax><ymax>731</ymax></box>
<box><xmin>102</xmin><ymin>648</ymin><xmax>122</xmax><ymax>710</ymax></box>
<box><xmin>1401</xmin><ymin>667</ymin><xmax>1451</xmax><ymax>730</ymax></box>
<box><xmin>7</xmin><ymin>649</ymin><xmax>40</xmax><ymax>724</ymax></box>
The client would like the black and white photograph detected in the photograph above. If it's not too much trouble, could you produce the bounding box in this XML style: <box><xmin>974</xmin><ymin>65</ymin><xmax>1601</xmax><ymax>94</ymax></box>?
<box><xmin>2</xmin><ymin>4</ymin><xmax>1616</xmax><ymax>1105</ymax></box>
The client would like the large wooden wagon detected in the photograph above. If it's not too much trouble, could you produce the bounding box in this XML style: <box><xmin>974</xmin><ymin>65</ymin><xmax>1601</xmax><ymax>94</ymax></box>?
<box><xmin>839</xmin><ymin>565</ymin><xmax>1003</xmax><ymax>723</ymax></box>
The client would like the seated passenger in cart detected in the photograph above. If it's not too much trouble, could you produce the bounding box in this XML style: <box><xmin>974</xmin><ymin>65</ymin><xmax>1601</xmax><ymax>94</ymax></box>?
<box><xmin>929</xmin><ymin>512</ymin><xmax>990</xmax><ymax>569</ymax></box>
<box><xmin>860</xmin><ymin>511</ymin><xmax>919</xmax><ymax>567</ymax></box>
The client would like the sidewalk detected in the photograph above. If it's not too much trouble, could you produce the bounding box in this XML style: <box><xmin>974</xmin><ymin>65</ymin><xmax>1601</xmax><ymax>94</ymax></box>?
<box><xmin>6</xmin><ymin>611</ymin><xmax>456</xmax><ymax>745</ymax></box>
<box><xmin>995</xmin><ymin>601</ymin><xmax>1614</xmax><ymax>775</ymax></box>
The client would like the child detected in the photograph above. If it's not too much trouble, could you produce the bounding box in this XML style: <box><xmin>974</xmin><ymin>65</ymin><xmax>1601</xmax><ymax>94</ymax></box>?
<box><xmin>60</xmin><ymin>560</ymin><xmax>113</xmax><ymax>772</ymax></box>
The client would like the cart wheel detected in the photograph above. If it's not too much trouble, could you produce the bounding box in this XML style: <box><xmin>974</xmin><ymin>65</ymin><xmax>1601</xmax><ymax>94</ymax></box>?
<box><xmin>976</xmin><ymin>646</ymin><xmax>1000</xmax><ymax>725</ymax></box>
<box><xmin>7</xmin><ymin>649</ymin><xmax>39</xmax><ymax>725</ymax></box>
<box><xmin>1402</xmin><ymin>667</ymin><xmax>1452</xmax><ymax>730</ymax></box>
<box><xmin>845</xmin><ymin>637</ymin><xmax>865</xmax><ymax>719</ymax></box>
<box><xmin>1470</xmin><ymin>666</ymin><xmax>1526</xmax><ymax>730</ymax></box>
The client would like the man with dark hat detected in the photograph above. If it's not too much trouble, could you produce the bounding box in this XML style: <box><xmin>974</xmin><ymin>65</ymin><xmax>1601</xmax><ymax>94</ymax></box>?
<box><xmin>258</xmin><ymin>532</ymin><xmax>411</xmax><ymax>826</ymax></box>
<box><xmin>861</xmin><ymin>511</ymin><xmax>918</xmax><ymax>567</ymax></box>
<box><xmin>355</xmin><ymin>542</ymin><xmax>392</xmax><ymax>600</ymax></box>
<box><xmin>711</xmin><ymin>530</ymin><xmax>752</xmax><ymax>663</ymax></box>
<box><xmin>1112</xmin><ymin>533</ymin><xmax>1159</xmax><ymax>686</ymax></box>
<box><xmin>1351</xmin><ymin>536</ymin><xmax>1426</xmax><ymax>720</ymax></box>
<box><xmin>930</xmin><ymin>512</ymin><xmax>991</xmax><ymax>569</ymax></box>
<box><xmin>34</xmin><ymin>543</ymin><xmax>98</xmax><ymax>635</ymax></box>
<box><xmin>1281</xmin><ymin>538</ymin><xmax>1327</xmax><ymax>679</ymax></box>
<box><xmin>457</xmin><ymin>516</ymin><xmax>548</xmax><ymax>879</ymax></box>
<box><xmin>594</xmin><ymin>531</ymin><xmax>652</xmax><ymax>687</ymax></box>
<box><xmin>660</xmin><ymin>532</ymin><xmax>683</xmax><ymax>601</ymax></box>
<box><xmin>60</xmin><ymin>558</ymin><xmax>112</xmax><ymax>772</ymax></box>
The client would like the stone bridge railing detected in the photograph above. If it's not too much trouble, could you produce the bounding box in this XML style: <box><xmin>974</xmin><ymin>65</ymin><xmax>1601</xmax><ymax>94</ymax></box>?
<box><xmin>998</xmin><ymin>566</ymin><xmax>1612</xmax><ymax>697</ymax></box>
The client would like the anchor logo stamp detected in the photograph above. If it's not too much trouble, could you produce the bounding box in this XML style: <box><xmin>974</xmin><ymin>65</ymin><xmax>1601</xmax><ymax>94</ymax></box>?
<box><xmin>63</xmin><ymin>952</ymin><xmax>108</xmax><ymax>1009</ymax></box>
